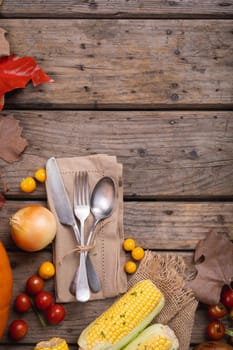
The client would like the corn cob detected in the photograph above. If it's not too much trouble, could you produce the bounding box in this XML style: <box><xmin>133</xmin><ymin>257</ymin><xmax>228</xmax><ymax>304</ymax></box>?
<box><xmin>34</xmin><ymin>337</ymin><xmax>69</xmax><ymax>350</ymax></box>
<box><xmin>123</xmin><ymin>324</ymin><xmax>179</xmax><ymax>350</ymax></box>
<box><xmin>78</xmin><ymin>279</ymin><xmax>165</xmax><ymax>350</ymax></box>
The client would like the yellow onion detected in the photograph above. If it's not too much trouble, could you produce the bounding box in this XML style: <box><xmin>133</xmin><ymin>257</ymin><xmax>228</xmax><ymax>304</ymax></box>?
<box><xmin>9</xmin><ymin>206</ymin><xmax>57</xmax><ymax>252</ymax></box>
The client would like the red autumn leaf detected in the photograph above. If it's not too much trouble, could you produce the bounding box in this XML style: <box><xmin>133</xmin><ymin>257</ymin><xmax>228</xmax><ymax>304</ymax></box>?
<box><xmin>187</xmin><ymin>230</ymin><xmax>233</xmax><ymax>305</ymax></box>
<box><xmin>0</xmin><ymin>54</ymin><xmax>54</xmax><ymax>110</ymax></box>
<box><xmin>0</xmin><ymin>114</ymin><xmax>28</xmax><ymax>163</ymax></box>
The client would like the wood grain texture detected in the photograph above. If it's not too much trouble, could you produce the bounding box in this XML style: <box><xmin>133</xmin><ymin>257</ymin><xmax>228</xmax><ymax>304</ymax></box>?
<box><xmin>1</xmin><ymin>111</ymin><xmax>233</xmax><ymax>198</ymax></box>
<box><xmin>1</xmin><ymin>200</ymin><xmax>233</xmax><ymax>251</ymax></box>
<box><xmin>1</xmin><ymin>0</ymin><xmax>233</xmax><ymax>18</ymax></box>
<box><xmin>1</xmin><ymin>19</ymin><xmax>233</xmax><ymax>109</ymax></box>
<box><xmin>0</xmin><ymin>3</ymin><xmax>232</xmax><ymax>348</ymax></box>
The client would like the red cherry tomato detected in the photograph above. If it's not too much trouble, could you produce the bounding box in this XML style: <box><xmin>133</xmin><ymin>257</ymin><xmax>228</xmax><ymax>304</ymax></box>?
<box><xmin>207</xmin><ymin>303</ymin><xmax>227</xmax><ymax>319</ymax></box>
<box><xmin>220</xmin><ymin>287</ymin><xmax>233</xmax><ymax>309</ymax></box>
<box><xmin>9</xmin><ymin>319</ymin><xmax>28</xmax><ymax>340</ymax></box>
<box><xmin>45</xmin><ymin>304</ymin><xmax>66</xmax><ymax>324</ymax></box>
<box><xmin>14</xmin><ymin>293</ymin><xmax>31</xmax><ymax>313</ymax></box>
<box><xmin>26</xmin><ymin>275</ymin><xmax>44</xmax><ymax>295</ymax></box>
<box><xmin>207</xmin><ymin>320</ymin><xmax>225</xmax><ymax>340</ymax></box>
<box><xmin>34</xmin><ymin>291</ymin><xmax>53</xmax><ymax>311</ymax></box>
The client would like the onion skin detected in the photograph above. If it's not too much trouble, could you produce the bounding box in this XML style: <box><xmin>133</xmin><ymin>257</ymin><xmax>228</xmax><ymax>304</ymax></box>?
<box><xmin>194</xmin><ymin>342</ymin><xmax>233</xmax><ymax>350</ymax></box>
<box><xmin>10</xmin><ymin>205</ymin><xmax>57</xmax><ymax>252</ymax></box>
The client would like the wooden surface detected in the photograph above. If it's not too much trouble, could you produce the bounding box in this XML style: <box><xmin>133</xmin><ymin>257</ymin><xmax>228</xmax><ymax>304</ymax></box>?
<box><xmin>1</xmin><ymin>20</ymin><xmax>233</xmax><ymax>109</ymax></box>
<box><xmin>1</xmin><ymin>1</ymin><xmax>233</xmax><ymax>18</ymax></box>
<box><xmin>0</xmin><ymin>1</ymin><xmax>233</xmax><ymax>349</ymax></box>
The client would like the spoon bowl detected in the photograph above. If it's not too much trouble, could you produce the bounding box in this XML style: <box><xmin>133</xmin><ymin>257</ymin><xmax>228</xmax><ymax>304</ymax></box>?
<box><xmin>86</xmin><ymin>176</ymin><xmax>116</xmax><ymax>248</ymax></box>
<box><xmin>90</xmin><ymin>177</ymin><xmax>116</xmax><ymax>225</ymax></box>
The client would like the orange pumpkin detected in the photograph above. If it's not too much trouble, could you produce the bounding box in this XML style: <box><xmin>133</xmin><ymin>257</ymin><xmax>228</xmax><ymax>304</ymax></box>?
<box><xmin>0</xmin><ymin>241</ymin><xmax>13</xmax><ymax>340</ymax></box>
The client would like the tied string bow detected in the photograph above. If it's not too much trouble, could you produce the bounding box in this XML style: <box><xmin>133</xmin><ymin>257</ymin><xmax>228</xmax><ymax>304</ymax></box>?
<box><xmin>59</xmin><ymin>244</ymin><xmax>95</xmax><ymax>265</ymax></box>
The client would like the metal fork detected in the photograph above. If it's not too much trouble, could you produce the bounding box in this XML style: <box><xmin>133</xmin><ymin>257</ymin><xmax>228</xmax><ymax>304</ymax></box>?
<box><xmin>73</xmin><ymin>171</ymin><xmax>91</xmax><ymax>302</ymax></box>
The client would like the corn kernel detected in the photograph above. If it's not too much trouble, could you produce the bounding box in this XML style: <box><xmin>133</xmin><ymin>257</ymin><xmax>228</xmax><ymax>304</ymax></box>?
<box><xmin>123</xmin><ymin>324</ymin><xmax>179</xmax><ymax>350</ymax></box>
<box><xmin>136</xmin><ymin>335</ymin><xmax>172</xmax><ymax>350</ymax></box>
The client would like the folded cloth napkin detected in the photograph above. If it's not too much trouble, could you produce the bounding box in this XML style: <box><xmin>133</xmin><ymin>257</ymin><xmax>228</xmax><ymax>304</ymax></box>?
<box><xmin>46</xmin><ymin>154</ymin><xmax>127</xmax><ymax>302</ymax></box>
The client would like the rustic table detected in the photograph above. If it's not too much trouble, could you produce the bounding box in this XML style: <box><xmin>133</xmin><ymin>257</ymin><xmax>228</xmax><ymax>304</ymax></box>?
<box><xmin>0</xmin><ymin>1</ymin><xmax>233</xmax><ymax>349</ymax></box>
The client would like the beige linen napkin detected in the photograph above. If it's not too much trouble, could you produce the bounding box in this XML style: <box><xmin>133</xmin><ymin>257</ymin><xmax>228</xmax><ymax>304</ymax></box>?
<box><xmin>46</xmin><ymin>154</ymin><xmax>127</xmax><ymax>302</ymax></box>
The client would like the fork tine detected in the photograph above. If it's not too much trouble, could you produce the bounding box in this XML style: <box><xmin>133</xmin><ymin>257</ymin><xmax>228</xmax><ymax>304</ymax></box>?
<box><xmin>84</xmin><ymin>171</ymin><xmax>90</xmax><ymax>205</ymax></box>
<box><xmin>81</xmin><ymin>171</ymin><xmax>86</xmax><ymax>205</ymax></box>
<box><xmin>74</xmin><ymin>172</ymin><xmax>79</xmax><ymax>208</ymax></box>
<box><xmin>79</xmin><ymin>171</ymin><xmax>83</xmax><ymax>205</ymax></box>
<box><xmin>79</xmin><ymin>172</ymin><xmax>82</xmax><ymax>204</ymax></box>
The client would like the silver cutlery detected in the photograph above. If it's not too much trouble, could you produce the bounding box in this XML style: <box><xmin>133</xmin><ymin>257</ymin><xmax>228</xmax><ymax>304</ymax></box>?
<box><xmin>46</xmin><ymin>157</ymin><xmax>101</xmax><ymax>295</ymax></box>
<box><xmin>73</xmin><ymin>171</ymin><xmax>91</xmax><ymax>302</ymax></box>
<box><xmin>86</xmin><ymin>176</ymin><xmax>116</xmax><ymax>247</ymax></box>
<box><xmin>70</xmin><ymin>176</ymin><xmax>116</xmax><ymax>296</ymax></box>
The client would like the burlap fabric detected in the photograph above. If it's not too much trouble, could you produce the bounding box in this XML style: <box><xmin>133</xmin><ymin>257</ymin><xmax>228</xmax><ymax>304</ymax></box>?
<box><xmin>128</xmin><ymin>251</ymin><xmax>198</xmax><ymax>350</ymax></box>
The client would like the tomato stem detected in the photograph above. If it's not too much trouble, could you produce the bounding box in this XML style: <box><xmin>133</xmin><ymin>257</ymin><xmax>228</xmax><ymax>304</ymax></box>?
<box><xmin>225</xmin><ymin>328</ymin><xmax>233</xmax><ymax>337</ymax></box>
<box><xmin>30</xmin><ymin>297</ymin><xmax>47</xmax><ymax>328</ymax></box>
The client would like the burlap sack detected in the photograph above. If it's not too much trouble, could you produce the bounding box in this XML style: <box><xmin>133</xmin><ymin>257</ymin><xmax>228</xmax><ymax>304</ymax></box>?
<box><xmin>128</xmin><ymin>251</ymin><xmax>198</xmax><ymax>350</ymax></box>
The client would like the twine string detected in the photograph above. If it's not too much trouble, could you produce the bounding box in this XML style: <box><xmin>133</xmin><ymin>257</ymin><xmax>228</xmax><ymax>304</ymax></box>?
<box><xmin>59</xmin><ymin>244</ymin><xmax>95</xmax><ymax>265</ymax></box>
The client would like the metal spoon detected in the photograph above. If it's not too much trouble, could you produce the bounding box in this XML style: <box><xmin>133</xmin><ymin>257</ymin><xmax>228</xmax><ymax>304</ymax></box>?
<box><xmin>86</xmin><ymin>176</ymin><xmax>116</xmax><ymax>247</ymax></box>
<box><xmin>70</xmin><ymin>176</ymin><xmax>116</xmax><ymax>295</ymax></box>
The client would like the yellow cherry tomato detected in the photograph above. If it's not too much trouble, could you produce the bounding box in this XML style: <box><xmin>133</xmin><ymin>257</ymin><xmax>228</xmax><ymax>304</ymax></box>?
<box><xmin>123</xmin><ymin>238</ymin><xmax>135</xmax><ymax>252</ymax></box>
<box><xmin>131</xmin><ymin>246</ymin><xmax>145</xmax><ymax>261</ymax></box>
<box><xmin>34</xmin><ymin>168</ymin><xmax>46</xmax><ymax>183</ymax></box>
<box><xmin>38</xmin><ymin>261</ymin><xmax>55</xmax><ymax>280</ymax></box>
<box><xmin>124</xmin><ymin>261</ymin><xmax>137</xmax><ymax>274</ymax></box>
<box><xmin>20</xmin><ymin>177</ymin><xmax>36</xmax><ymax>193</ymax></box>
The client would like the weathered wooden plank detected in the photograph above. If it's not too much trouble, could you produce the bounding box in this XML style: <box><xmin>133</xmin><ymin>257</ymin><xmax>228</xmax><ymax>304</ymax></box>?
<box><xmin>1</xmin><ymin>200</ymin><xmax>233</xmax><ymax>251</ymax></box>
<box><xmin>1</xmin><ymin>20</ymin><xmax>233</xmax><ymax>109</ymax></box>
<box><xmin>1</xmin><ymin>111</ymin><xmax>233</xmax><ymax>198</ymax></box>
<box><xmin>1</xmin><ymin>0</ymin><xmax>233</xmax><ymax>18</ymax></box>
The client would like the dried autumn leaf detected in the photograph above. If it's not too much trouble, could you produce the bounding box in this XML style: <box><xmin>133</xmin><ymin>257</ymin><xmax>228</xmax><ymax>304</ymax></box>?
<box><xmin>0</xmin><ymin>115</ymin><xmax>28</xmax><ymax>163</ymax></box>
<box><xmin>0</xmin><ymin>54</ymin><xmax>54</xmax><ymax>110</ymax></box>
<box><xmin>187</xmin><ymin>230</ymin><xmax>233</xmax><ymax>305</ymax></box>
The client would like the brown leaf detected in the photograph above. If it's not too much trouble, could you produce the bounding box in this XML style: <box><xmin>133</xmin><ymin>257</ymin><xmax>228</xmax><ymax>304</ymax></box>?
<box><xmin>187</xmin><ymin>230</ymin><xmax>233</xmax><ymax>305</ymax></box>
<box><xmin>0</xmin><ymin>115</ymin><xmax>28</xmax><ymax>163</ymax></box>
